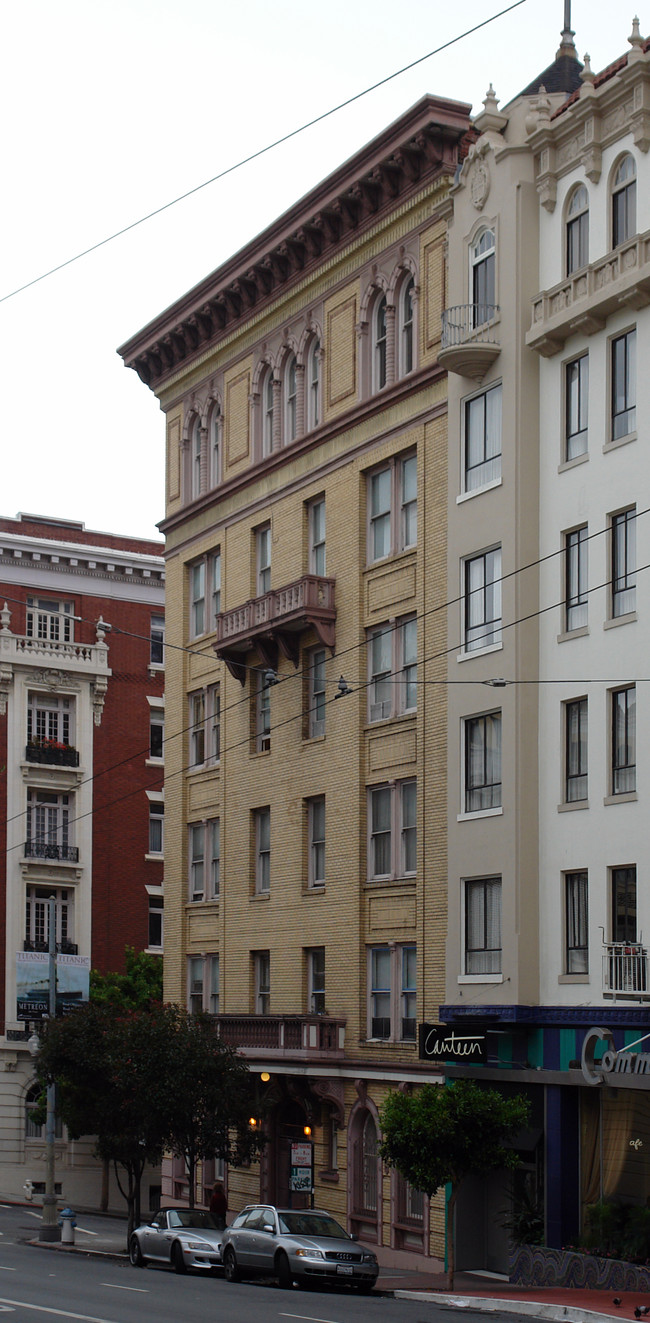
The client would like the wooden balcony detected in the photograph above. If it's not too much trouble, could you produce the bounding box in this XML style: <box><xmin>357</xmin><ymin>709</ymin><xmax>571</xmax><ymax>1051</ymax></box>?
<box><xmin>439</xmin><ymin>304</ymin><xmax>501</xmax><ymax>379</ymax></box>
<box><xmin>214</xmin><ymin>574</ymin><xmax>336</xmax><ymax>683</ymax></box>
<box><xmin>215</xmin><ymin>1013</ymin><xmax>346</xmax><ymax>1060</ymax></box>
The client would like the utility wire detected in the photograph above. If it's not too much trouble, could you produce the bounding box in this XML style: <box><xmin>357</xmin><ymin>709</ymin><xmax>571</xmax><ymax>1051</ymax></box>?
<box><xmin>0</xmin><ymin>0</ymin><xmax>527</xmax><ymax>306</ymax></box>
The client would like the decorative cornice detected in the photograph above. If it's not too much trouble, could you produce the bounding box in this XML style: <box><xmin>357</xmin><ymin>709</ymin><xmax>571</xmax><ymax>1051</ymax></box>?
<box><xmin>119</xmin><ymin>96</ymin><xmax>471</xmax><ymax>392</ymax></box>
<box><xmin>440</xmin><ymin>1003</ymin><xmax>650</xmax><ymax>1027</ymax></box>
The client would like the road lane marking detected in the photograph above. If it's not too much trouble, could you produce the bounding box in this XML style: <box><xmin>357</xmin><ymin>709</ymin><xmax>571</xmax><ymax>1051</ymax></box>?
<box><xmin>75</xmin><ymin>1228</ymin><xmax>99</xmax><ymax>1237</ymax></box>
<box><xmin>280</xmin><ymin>1314</ymin><xmax>342</xmax><ymax>1323</ymax></box>
<box><xmin>99</xmin><ymin>1284</ymin><xmax>148</xmax><ymax>1293</ymax></box>
<box><xmin>0</xmin><ymin>1299</ymin><xmax>122</xmax><ymax>1322</ymax></box>
<box><xmin>25</xmin><ymin>1213</ymin><xmax>41</xmax><ymax>1220</ymax></box>
<box><xmin>0</xmin><ymin>1268</ymin><xmax>16</xmax><ymax>1272</ymax></box>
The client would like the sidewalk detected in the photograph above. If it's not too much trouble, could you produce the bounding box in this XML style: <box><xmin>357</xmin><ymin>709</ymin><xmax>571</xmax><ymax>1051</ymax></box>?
<box><xmin>22</xmin><ymin>1208</ymin><xmax>644</xmax><ymax>1321</ymax></box>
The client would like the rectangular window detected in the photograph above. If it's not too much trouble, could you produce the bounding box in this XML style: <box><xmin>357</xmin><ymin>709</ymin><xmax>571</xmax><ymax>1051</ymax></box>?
<box><xmin>190</xmin><ymin>561</ymin><xmax>205</xmax><ymax>637</ymax></box>
<box><xmin>565</xmin><ymin>871</ymin><xmax>588</xmax><ymax>973</ymax></box>
<box><xmin>368</xmin><ymin>780</ymin><xmax>416</xmax><ymax>880</ymax></box>
<box><xmin>565</xmin><ymin>698</ymin><xmax>588</xmax><ymax>802</ymax></box>
<box><xmin>565</xmin><ymin>356</ymin><xmax>588</xmax><ymax>459</ymax></box>
<box><xmin>368</xmin><ymin>617</ymin><xmax>417</xmax><ymax>721</ymax></box>
<box><xmin>612</xmin><ymin>865</ymin><xmax>637</xmax><ymax>943</ymax></box>
<box><xmin>209</xmin><ymin>818</ymin><xmax>220</xmax><ymax>898</ymax></box>
<box><xmin>464</xmin><ymin>548</ymin><xmax>502</xmax><ymax>652</ymax></box>
<box><xmin>211</xmin><ymin>551</ymin><xmax>221</xmax><ymax>619</ymax></box>
<box><xmin>309</xmin><ymin>498</ymin><xmax>326</xmax><ymax>576</ymax></box>
<box><xmin>255</xmin><ymin>808</ymin><xmax>270</xmax><ymax>894</ymax></box>
<box><xmin>565</xmin><ymin>526</ymin><xmax>588</xmax><ymax>631</ymax></box>
<box><xmin>307</xmin><ymin>648</ymin><xmax>326</xmax><ymax>738</ymax></box>
<box><xmin>255</xmin><ymin>670</ymin><xmax>271</xmax><ymax>753</ymax></box>
<box><xmin>189</xmin><ymin>823</ymin><xmax>205</xmax><ymax>901</ymax></box>
<box><xmin>26</xmin><ymin>597</ymin><xmax>74</xmax><ymax>643</ymax></box>
<box><xmin>611</xmin><ymin>508</ymin><xmax>636</xmax><ymax>617</ymax></box>
<box><xmin>25</xmin><ymin>885</ymin><xmax>73</xmax><ymax>951</ymax></box>
<box><xmin>254</xmin><ymin>951</ymin><xmax>270</xmax><ymax>1014</ymax></box>
<box><xmin>148</xmin><ymin>800</ymin><xmax>164</xmax><ymax>855</ymax></box>
<box><xmin>611</xmin><ymin>330</ymin><xmax>636</xmax><ymax>440</ymax></box>
<box><xmin>256</xmin><ymin>525</ymin><xmax>271</xmax><ymax>595</ymax></box>
<box><xmin>209</xmin><ymin>955</ymin><xmax>220</xmax><ymax>1014</ymax></box>
<box><xmin>150</xmin><ymin>615</ymin><xmax>165</xmax><ymax>666</ymax></box>
<box><xmin>465</xmin><ymin>877</ymin><xmax>502</xmax><ymax>975</ymax></box>
<box><xmin>148</xmin><ymin>895</ymin><xmax>163</xmax><ymax>950</ymax></box>
<box><xmin>188</xmin><ymin>956</ymin><xmax>204</xmax><ymax>1015</ymax></box>
<box><xmin>464</xmin><ymin>711</ymin><xmax>502</xmax><ymax>812</ymax></box>
<box><xmin>612</xmin><ymin>686</ymin><xmax>636</xmax><ymax>794</ymax></box>
<box><xmin>26</xmin><ymin>790</ymin><xmax>74</xmax><ymax>861</ymax></box>
<box><xmin>27</xmin><ymin>692</ymin><xmax>73</xmax><ymax>749</ymax></box>
<box><xmin>307</xmin><ymin>947</ymin><xmax>325</xmax><ymax>1014</ymax></box>
<box><xmin>149</xmin><ymin>706</ymin><xmax>164</xmax><ymax>760</ymax></box>
<box><xmin>190</xmin><ymin>691</ymin><xmax>205</xmax><ymax>768</ymax></box>
<box><xmin>189</xmin><ymin>552</ymin><xmax>221</xmax><ymax>637</ymax></box>
<box><xmin>189</xmin><ymin>685</ymin><xmax>220</xmax><ymax>768</ymax></box>
<box><xmin>464</xmin><ymin>383</ymin><xmax>502</xmax><ymax>491</ymax></box>
<box><xmin>308</xmin><ymin>796</ymin><xmax>325</xmax><ymax>887</ymax></box>
<box><xmin>367</xmin><ymin>944</ymin><xmax>416</xmax><ymax>1042</ymax></box>
<box><xmin>367</xmin><ymin>451</ymin><xmax>417</xmax><ymax>563</ymax></box>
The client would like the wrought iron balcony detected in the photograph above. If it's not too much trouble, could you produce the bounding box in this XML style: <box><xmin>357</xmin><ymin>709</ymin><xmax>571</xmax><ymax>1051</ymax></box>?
<box><xmin>25</xmin><ymin>742</ymin><xmax>80</xmax><ymax>768</ymax></box>
<box><xmin>214</xmin><ymin>574</ymin><xmax>336</xmax><ymax>683</ymax></box>
<box><xmin>24</xmin><ymin>841</ymin><xmax>79</xmax><ymax>863</ymax></box>
<box><xmin>439</xmin><ymin>304</ymin><xmax>501</xmax><ymax>379</ymax></box>
<box><xmin>23</xmin><ymin>939</ymin><xmax>79</xmax><ymax>955</ymax></box>
<box><xmin>603</xmin><ymin>942</ymin><xmax>649</xmax><ymax>999</ymax></box>
<box><xmin>215</xmin><ymin>1013</ymin><xmax>346</xmax><ymax>1059</ymax></box>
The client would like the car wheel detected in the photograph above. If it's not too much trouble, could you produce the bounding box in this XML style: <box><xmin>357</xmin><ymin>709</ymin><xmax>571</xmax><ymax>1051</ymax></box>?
<box><xmin>129</xmin><ymin>1235</ymin><xmax>146</xmax><ymax>1268</ymax></box>
<box><xmin>171</xmin><ymin>1242</ymin><xmax>187</xmax><ymax>1275</ymax></box>
<box><xmin>223</xmin><ymin>1247</ymin><xmax>240</xmax><ymax>1283</ymax></box>
<box><xmin>276</xmin><ymin>1251</ymin><xmax>293</xmax><ymax>1289</ymax></box>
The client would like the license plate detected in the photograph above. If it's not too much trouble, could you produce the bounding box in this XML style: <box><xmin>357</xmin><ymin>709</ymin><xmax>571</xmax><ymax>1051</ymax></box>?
<box><xmin>336</xmin><ymin>1264</ymin><xmax>354</xmax><ymax>1275</ymax></box>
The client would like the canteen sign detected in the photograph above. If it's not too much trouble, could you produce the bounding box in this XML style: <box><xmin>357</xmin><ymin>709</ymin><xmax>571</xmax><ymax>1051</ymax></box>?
<box><xmin>419</xmin><ymin>1023</ymin><xmax>487</xmax><ymax>1065</ymax></box>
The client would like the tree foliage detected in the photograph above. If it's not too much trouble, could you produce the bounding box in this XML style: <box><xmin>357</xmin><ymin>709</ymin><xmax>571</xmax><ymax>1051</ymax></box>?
<box><xmin>36</xmin><ymin>1002</ymin><xmax>260</xmax><ymax>1240</ymax></box>
<box><xmin>89</xmin><ymin>946</ymin><xmax>162</xmax><ymax>1009</ymax></box>
<box><xmin>379</xmin><ymin>1080</ymin><xmax>530</xmax><ymax>1287</ymax></box>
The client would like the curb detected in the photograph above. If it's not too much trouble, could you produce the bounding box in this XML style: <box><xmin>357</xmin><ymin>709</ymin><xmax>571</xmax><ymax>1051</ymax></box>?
<box><xmin>394</xmin><ymin>1291</ymin><xmax>622</xmax><ymax>1323</ymax></box>
<box><xmin>28</xmin><ymin>1239</ymin><xmax>127</xmax><ymax>1261</ymax></box>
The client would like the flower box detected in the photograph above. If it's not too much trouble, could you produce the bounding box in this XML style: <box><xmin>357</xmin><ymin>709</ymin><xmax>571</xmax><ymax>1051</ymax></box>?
<box><xmin>510</xmin><ymin>1244</ymin><xmax>650</xmax><ymax>1291</ymax></box>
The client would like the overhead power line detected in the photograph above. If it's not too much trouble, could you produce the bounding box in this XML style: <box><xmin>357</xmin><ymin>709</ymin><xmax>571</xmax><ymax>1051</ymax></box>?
<box><xmin>0</xmin><ymin>0</ymin><xmax>527</xmax><ymax>306</ymax></box>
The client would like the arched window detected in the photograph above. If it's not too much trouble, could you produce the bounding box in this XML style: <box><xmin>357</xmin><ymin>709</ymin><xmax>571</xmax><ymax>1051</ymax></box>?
<box><xmin>210</xmin><ymin>405</ymin><xmax>221</xmax><ymax>488</ymax></box>
<box><xmin>399</xmin><ymin>276</ymin><xmax>415</xmax><ymax>377</ymax></box>
<box><xmin>361</xmin><ymin>1113</ymin><xmax>378</xmax><ymax>1212</ymax></box>
<box><xmin>262</xmin><ymin>369</ymin><xmax>274</xmax><ymax>458</ymax></box>
<box><xmin>612</xmin><ymin>155</ymin><xmax>636</xmax><ymax>246</ymax></box>
<box><xmin>191</xmin><ymin>417</ymin><xmax>202</xmax><ymax>500</ymax></box>
<box><xmin>285</xmin><ymin>354</ymin><xmax>297</xmax><ymax>443</ymax></box>
<box><xmin>307</xmin><ymin>339</ymin><xmax>321</xmax><ymax>430</ymax></box>
<box><xmin>471</xmin><ymin>229</ymin><xmax>495</xmax><ymax>326</ymax></box>
<box><xmin>566</xmin><ymin>185</ymin><xmax>589</xmax><ymax>275</ymax></box>
<box><xmin>373</xmin><ymin>295</ymin><xmax>387</xmax><ymax>391</ymax></box>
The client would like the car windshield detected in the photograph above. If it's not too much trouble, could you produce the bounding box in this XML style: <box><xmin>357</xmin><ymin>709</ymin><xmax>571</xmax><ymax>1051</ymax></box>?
<box><xmin>170</xmin><ymin>1210</ymin><xmax>219</xmax><ymax>1230</ymax></box>
<box><xmin>278</xmin><ymin>1213</ymin><xmax>348</xmax><ymax>1238</ymax></box>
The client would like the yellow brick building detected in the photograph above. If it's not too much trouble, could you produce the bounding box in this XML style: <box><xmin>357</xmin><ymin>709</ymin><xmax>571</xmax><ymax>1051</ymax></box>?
<box><xmin>119</xmin><ymin>93</ymin><xmax>470</xmax><ymax>1269</ymax></box>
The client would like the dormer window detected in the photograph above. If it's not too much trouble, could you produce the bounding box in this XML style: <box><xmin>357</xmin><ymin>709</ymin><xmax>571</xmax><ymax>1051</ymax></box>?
<box><xmin>613</xmin><ymin>155</ymin><xmax>636</xmax><ymax>247</ymax></box>
<box><xmin>471</xmin><ymin>229</ymin><xmax>495</xmax><ymax>326</ymax></box>
<box><xmin>566</xmin><ymin>185</ymin><xmax>589</xmax><ymax>275</ymax></box>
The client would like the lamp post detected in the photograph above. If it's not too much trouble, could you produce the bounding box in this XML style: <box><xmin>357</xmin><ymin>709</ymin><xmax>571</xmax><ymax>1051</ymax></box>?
<box><xmin>39</xmin><ymin>896</ymin><xmax>60</xmax><ymax>1242</ymax></box>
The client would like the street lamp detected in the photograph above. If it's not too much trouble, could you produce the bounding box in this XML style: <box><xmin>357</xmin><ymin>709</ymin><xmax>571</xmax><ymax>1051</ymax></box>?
<box><xmin>39</xmin><ymin>896</ymin><xmax>60</xmax><ymax>1242</ymax></box>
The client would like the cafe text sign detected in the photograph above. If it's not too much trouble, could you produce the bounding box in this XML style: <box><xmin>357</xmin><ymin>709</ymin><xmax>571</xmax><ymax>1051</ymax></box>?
<box><xmin>419</xmin><ymin>1023</ymin><xmax>487</xmax><ymax>1065</ymax></box>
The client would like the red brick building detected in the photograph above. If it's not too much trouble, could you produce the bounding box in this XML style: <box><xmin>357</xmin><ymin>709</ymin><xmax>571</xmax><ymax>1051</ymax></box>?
<box><xmin>0</xmin><ymin>512</ymin><xmax>164</xmax><ymax>1204</ymax></box>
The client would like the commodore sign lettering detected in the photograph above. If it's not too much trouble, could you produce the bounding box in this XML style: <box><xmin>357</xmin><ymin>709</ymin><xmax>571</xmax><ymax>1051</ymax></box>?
<box><xmin>581</xmin><ymin>1026</ymin><xmax>650</xmax><ymax>1085</ymax></box>
<box><xmin>419</xmin><ymin>1023</ymin><xmax>487</xmax><ymax>1065</ymax></box>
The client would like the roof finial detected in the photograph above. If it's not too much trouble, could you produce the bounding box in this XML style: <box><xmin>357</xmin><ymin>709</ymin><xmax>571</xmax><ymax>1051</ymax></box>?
<box><xmin>557</xmin><ymin>0</ymin><xmax>577</xmax><ymax>58</ymax></box>
<box><xmin>628</xmin><ymin>16</ymin><xmax>644</xmax><ymax>53</ymax></box>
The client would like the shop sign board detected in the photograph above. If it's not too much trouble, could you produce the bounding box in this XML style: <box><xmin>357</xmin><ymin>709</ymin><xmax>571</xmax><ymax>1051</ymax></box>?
<box><xmin>16</xmin><ymin>951</ymin><xmax>90</xmax><ymax>1021</ymax></box>
<box><xmin>419</xmin><ymin>1022</ymin><xmax>487</xmax><ymax>1065</ymax></box>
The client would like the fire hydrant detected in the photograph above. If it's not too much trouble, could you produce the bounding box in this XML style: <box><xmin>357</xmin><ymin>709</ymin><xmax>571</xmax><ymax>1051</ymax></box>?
<box><xmin>23</xmin><ymin>1180</ymin><xmax>33</xmax><ymax>1202</ymax></box>
<box><xmin>59</xmin><ymin>1208</ymin><xmax>76</xmax><ymax>1245</ymax></box>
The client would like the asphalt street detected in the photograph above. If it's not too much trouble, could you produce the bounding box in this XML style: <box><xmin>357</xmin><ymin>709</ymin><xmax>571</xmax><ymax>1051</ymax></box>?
<box><xmin>0</xmin><ymin>1204</ymin><xmax>545</xmax><ymax>1323</ymax></box>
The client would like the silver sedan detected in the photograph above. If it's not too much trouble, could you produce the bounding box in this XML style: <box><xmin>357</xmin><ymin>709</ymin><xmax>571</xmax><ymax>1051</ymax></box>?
<box><xmin>221</xmin><ymin>1205</ymin><xmax>378</xmax><ymax>1291</ymax></box>
<box><xmin>129</xmin><ymin>1206</ymin><xmax>222</xmax><ymax>1274</ymax></box>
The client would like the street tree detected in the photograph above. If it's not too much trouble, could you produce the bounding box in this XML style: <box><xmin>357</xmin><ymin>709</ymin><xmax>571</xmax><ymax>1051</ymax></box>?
<box><xmin>379</xmin><ymin>1080</ymin><xmax>530</xmax><ymax>1288</ymax></box>
<box><xmin>90</xmin><ymin>946</ymin><xmax>163</xmax><ymax>1008</ymax></box>
<box><xmin>163</xmin><ymin>1009</ymin><xmax>263</xmax><ymax>1208</ymax></box>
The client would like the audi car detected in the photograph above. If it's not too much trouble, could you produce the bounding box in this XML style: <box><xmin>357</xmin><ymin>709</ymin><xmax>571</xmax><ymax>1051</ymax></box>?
<box><xmin>220</xmin><ymin>1204</ymin><xmax>378</xmax><ymax>1291</ymax></box>
<box><xmin>129</xmin><ymin>1206</ymin><xmax>222</xmax><ymax>1274</ymax></box>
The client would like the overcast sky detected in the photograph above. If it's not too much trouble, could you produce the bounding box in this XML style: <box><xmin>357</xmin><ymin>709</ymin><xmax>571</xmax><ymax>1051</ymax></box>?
<box><xmin>0</xmin><ymin>0</ymin><xmax>633</xmax><ymax>542</ymax></box>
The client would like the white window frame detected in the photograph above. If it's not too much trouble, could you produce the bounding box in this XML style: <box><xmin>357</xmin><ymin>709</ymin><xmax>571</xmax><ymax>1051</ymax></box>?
<box><xmin>367</xmin><ymin>451</ymin><xmax>417</xmax><ymax>564</ymax></box>
<box><xmin>308</xmin><ymin>497</ymin><xmax>326</xmax><ymax>576</ymax></box>
<box><xmin>147</xmin><ymin>893</ymin><xmax>164</xmax><ymax>950</ymax></box>
<box><xmin>189</xmin><ymin>823</ymin><xmax>205</xmax><ymax>901</ymax></box>
<box><xmin>26</xmin><ymin>597</ymin><xmax>74</xmax><ymax>644</ymax></box>
<box><xmin>308</xmin><ymin>796</ymin><xmax>325</xmax><ymax>887</ymax></box>
<box><xmin>307</xmin><ymin>338</ymin><xmax>321</xmax><ymax>430</ymax></box>
<box><xmin>463</xmin><ymin>876</ymin><xmax>502</xmax><ymax>978</ymax></box>
<box><xmin>566</xmin><ymin>184</ymin><xmax>589</xmax><ymax>275</ymax></box>
<box><xmin>611</xmin><ymin>329</ymin><xmax>636</xmax><ymax>441</ymax></box>
<box><xmin>150</xmin><ymin>615</ymin><xmax>165</xmax><ymax>667</ymax></box>
<box><xmin>255</xmin><ymin>669</ymin><xmax>271</xmax><ymax>753</ymax></box>
<box><xmin>565</xmin><ymin>871</ymin><xmax>588</xmax><ymax>974</ymax></box>
<box><xmin>462</xmin><ymin>546</ymin><xmax>502</xmax><ymax>654</ymax></box>
<box><xmin>190</xmin><ymin>560</ymin><xmax>205</xmax><ymax>637</ymax></box>
<box><xmin>368</xmin><ymin>779</ymin><xmax>416</xmax><ymax>881</ymax></box>
<box><xmin>147</xmin><ymin>792</ymin><xmax>164</xmax><ymax>856</ymax></box>
<box><xmin>612</xmin><ymin>154</ymin><xmax>636</xmax><ymax>247</ymax></box>
<box><xmin>27</xmin><ymin>691</ymin><xmax>74</xmax><ymax>749</ymax></box>
<box><xmin>367</xmin><ymin>616</ymin><xmax>417</xmax><ymax>722</ymax></box>
<box><xmin>610</xmin><ymin>507</ymin><xmax>636</xmax><ymax>618</ymax></box>
<box><xmin>565</xmin><ymin>355</ymin><xmax>589</xmax><ymax>460</ymax></box>
<box><xmin>189</xmin><ymin>684</ymin><xmax>220</xmax><ymax>769</ymax></box>
<box><xmin>25</xmin><ymin>885</ymin><xmax>73</xmax><ymax>951</ymax></box>
<box><xmin>255</xmin><ymin>807</ymin><xmax>270</xmax><ymax>895</ymax></box>
<box><xmin>256</xmin><ymin>525</ymin><xmax>271</xmax><ymax>596</ymax></box>
<box><xmin>611</xmin><ymin>685</ymin><xmax>636</xmax><ymax>795</ymax></box>
<box><xmin>565</xmin><ymin>526</ymin><xmax>588</xmax><ymax>631</ymax></box>
<box><xmin>565</xmin><ymin>697</ymin><xmax>588</xmax><ymax>804</ymax></box>
<box><xmin>463</xmin><ymin>382</ymin><xmax>502</xmax><ymax>494</ymax></box>
<box><xmin>209</xmin><ymin>818</ymin><xmax>221</xmax><ymax>899</ymax></box>
<box><xmin>26</xmin><ymin>789</ymin><xmax>73</xmax><ymax>860</ymax></box>
<box><xmin>189</xmin><ymin>551</ymin><xmax>221</xmax><ymax>638</ymax></box>
<box><xmin>470</xmin><ymin>227</ymin><xmax>495</xmax><ymax>324</ymax></box>
<box><xmin>148</xmin><ymin>701</ymin><xmax>164</xmax><ymax>762</ymax></box>
<box><xmin>307</xmin><ymin>946</ymin><xmax>325</xmax><ymax>1014</ymax></box>
<box><xmin>367</xmin><ymin>943</ymin><xmax>416</xmax><ymax>1042</ymax></box>
<box><xmin>307</xmin><ymin>647</ymin><xmax>326</xmax><ymax>739</ymax></box>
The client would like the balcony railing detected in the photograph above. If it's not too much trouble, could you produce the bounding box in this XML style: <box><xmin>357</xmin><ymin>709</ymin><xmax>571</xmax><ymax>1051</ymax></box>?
<box><xmin>24</xmin><ymin>841</ymin><xmax>79</xmax><ymax>863</ymax></box>
<box><xmin>215</xmin><ymin>1014</ymin><xmax>346</xmax><ymax>1059</ymax></box>
<box><xmin>603</xmin><ymin>943</ymin><xmax>649</xmax><ymax>999</ymax></box>
<box><xmin>439</xmin><ymin>304</ymin><xmax>501</xmax><ymax>379</ymax></box>
<box><xmin>23</xmin><ymin>939</ymin><xmax>78</xmax><ymax>955</ymax></box>
<box><xmin>25</xmin><ymin>742</ymin><xmax>80</xmax><ymax>768</ymax></box>
<box><xmin>215</xmin><ymin>574</ymin><xmax>336</xmax><ymax>682</ymax></box>
<box><xmin>527</xmin><ymin>228</ymin><xmax>650</xmax><ymax>356</ymax></box>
